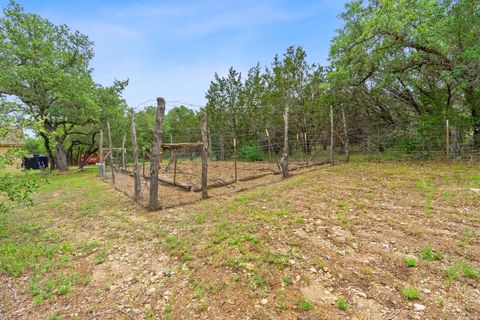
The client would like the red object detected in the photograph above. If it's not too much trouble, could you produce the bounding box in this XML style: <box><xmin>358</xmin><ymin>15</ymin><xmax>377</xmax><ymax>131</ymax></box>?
<box><xmin>83</xmin><ymin>154</ymin><xmax>99</xmax><ymax>164</ymax></box>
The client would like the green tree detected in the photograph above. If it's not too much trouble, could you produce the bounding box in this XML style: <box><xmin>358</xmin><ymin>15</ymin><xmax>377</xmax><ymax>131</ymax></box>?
<box><xmin>0</xmin><ymin>97</ymin><xmax>38</xmax><ymax>212</ymax></box>
<box><xmin>0</xmin><ymin>1</ymin><xmax>96</xmax><ymax>171</ymax></box>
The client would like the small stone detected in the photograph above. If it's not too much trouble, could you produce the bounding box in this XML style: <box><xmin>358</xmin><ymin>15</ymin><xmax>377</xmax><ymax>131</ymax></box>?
<box><xmin>351</xmin><ymin>288</ymin><xmax>367</xmax><ymax>299</ymax></box>
<box><xmin>244</xmin><ymin>263</ymin><xmax>255</xmax><ymax>271</ymax></box>
<box><xmin>414</xmin><ymin>303</ymin><xmax>426</xmax><ymax>311</ymax></box>
<box><xmin>146</xmin><ymin>287</ymin><xmax>156</xmax><ymax>296</ymax></box>
<box><xmin>310</xmin><ymin>267</ymin><xmax>318</xmax><ymax>273</ymax></box>
<box><xmin>260</xmin><ymin>298</ymin><xmax>268</xmax><ymax>305</ymax></box>
<box><xmin>422</xmin><ymin>288</ymin><xmax>431</xmax><ymax>294</ymax></box>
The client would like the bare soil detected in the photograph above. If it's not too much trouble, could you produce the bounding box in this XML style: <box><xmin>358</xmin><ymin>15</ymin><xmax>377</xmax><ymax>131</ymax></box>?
<box><xmin>113</xmin><ymin>160</ymin><xmax>323</xmax><ymax>208</ymax></box>
<box><xmin>1</xmin><ymin>161</ymin><xmax>479</xmax><ymax>320</ymax></box>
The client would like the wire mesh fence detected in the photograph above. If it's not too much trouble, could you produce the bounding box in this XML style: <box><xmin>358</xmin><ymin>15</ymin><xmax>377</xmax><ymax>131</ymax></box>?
<box><xmin>100</xmin><ymin>101</ymin><xmax>480</xmax><ymax>210</ymax></box>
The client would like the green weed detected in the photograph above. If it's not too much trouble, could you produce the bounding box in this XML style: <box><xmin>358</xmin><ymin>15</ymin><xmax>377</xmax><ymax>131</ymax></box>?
<box><xmin>419</xmin><ymin>247</ymin><xmax>443</xmax><ymax>261</ymax></box>
<box><xmin>404</xmin><ymin>257</ymin><xmax>417</xmax><ymax>268</ymax></box>
<box><xmin>336</xmin><ymin>296</ymin><xmax>348</xmax><ymax>311</ymax></box>
<box><xmin>298</xmin><ymin>297</ymin><xmax>312</xmax><ymax>311</ymax></box>
<box><xmin>401</xmin><ymin>287</ymin><xmax>421</xmax><ymax>300</ymax></box>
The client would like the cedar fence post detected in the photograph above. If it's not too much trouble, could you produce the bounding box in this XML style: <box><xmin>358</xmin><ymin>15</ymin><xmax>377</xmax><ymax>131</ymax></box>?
<box><xmin>265</xmin><ymin>129</ymin><xmax>273</xmax><ymax>162</ymax></box>
<box><xmin>173</xmin><ymin>151</ymin><xmax>177</xmax><ymax>185</ymax></box>
<box><xmin>266</xmin><ymin>128</ymin><xmax>281</xmax><ymax>170</ymax></box>
<box><xmin>99</xmin><ymin>129</ymin><xmax>105</xmax><ymax>177</ymax></box>
<box><xmin>446</xmin><ymin>119</ymin><xmax>450</xmax><ymax>159</ymax></box>
<box><xmin>330</xmin><ymin>105</ymin><xmax>334</xmax><ymax>165</ymax></box>
<box><xmin>304</xmin><ymin>132</ymin><xmax>309</xmax><ymax>165</ymax></box>
<box><xmin>121</xmin><ymin>133</ymin><xmax>126</xmax><ymax>170</ymax></box>
<box><xmin>200</xmin><ymin>112</ymin><xmax>209</xmax><ymax>199</ymax></box>
<box><xmin>341</xmin><ymin>105</ymin><xmax>349</xmax><ymax>162</ymax></box>
<box><xmin>107</xmin><ymin>121</ymin><xmax>115</xmax><ymax>183</ymax></box>
<box><xmin>233</xmin><ymin>138</ymin><xmax>238</xmax><ymax>182</ymax></box>
<box><xmin>149</xmin><ymin>97</ymin><xmax>166</xmax><ymax>210</ymax></box>
<box><xmin>130</xmin><ymin>109</ymin><xmax>141</xmax><ymax>202</ymax></box>
<box><xmin>280</xmin><ymin>104</ymin><xmax>289</xmax><ymax>178</ymax></box>
<box><xmin>208</xmin><ymin>128</ymin><xmax>213</xmax><ymax>159</ymax></box>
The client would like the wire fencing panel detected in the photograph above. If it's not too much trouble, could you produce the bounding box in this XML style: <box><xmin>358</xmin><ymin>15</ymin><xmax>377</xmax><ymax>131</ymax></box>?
<box><xmin>99</xmin><ymin>104</ymin><xmax>479</xmax><ymax>210</ymax></box>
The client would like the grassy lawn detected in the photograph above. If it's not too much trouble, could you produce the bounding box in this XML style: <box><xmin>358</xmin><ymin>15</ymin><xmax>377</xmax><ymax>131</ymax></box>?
<box><xmin>1</xmin><ymin>161</ymin><xmax>479</xmax><ymax>319</ymax></box>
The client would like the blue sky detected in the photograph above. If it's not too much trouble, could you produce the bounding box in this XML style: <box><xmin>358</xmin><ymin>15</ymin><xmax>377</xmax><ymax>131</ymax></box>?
<box><xmin>1</xmin><ymin>0</ymin><xmax>349</xmax><ymax>109</ymax></box>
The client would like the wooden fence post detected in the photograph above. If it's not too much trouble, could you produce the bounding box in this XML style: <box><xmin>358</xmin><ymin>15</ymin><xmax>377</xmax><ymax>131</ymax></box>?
<box><xmin>208</xmin><ymin>128</ymin><xmax>213</xmax><ymax>159</ymax></box>
<box><xmin>173</xmin><ymin>151</ymin><xmax>177</xmax><ymax>185</ymax></box>
<box><xmin>200</xmin><ymin>112</ymin><xmax>209</xmax><ymax>199</ymax></box>
<box><xmin>304</xmin><ymin>132</ymin><xmax>309</xmax><ymax>164</ymax></box>
<box><xmin>130</xmin><ymin>109</ymin><xmax>141</xmax><ymax>202</ymax></box>
<box><xmin>280</xmin><ymin>104</ymin><xmax>289</xmax><ymax>178</ymax></box>
<box><xmin>149</xmin><ymin>97</ymin><xmax>166</xmax><ymax>210</ymax></box>
<box><xmin>99</xmin><ymin>129</ymin><xmax>105</xmax><ymax>177</ymax></box>
<box><xmin>446</xmin><ymin>119</ymin><xmax>450</xmax><ymax>159</ymax></box>
<box><xmin>107</xmin><ymin>121</ymin><xmax>115</xmax><ymax>183</ymax></box>
<box><xmin>233</xmin><ymin>138</ymin><xmax>238</xmax><ymax>182</ymax></box>
<box><xmin>341</xmin><ymin>105</ymin><xmax>349</xmax><ymax>162</ymax></box>
<box><xmin>265</xmin><ymin>129</ymin><xmax>273</xmax><ymax>161</ymax></box>
<box><xmin>142</xmin><ymin>154</ymin><xmax>146</xmax><ymax>177</ymax></box>
<box><xmin>121</xmin><ymin>133</ymin><xmax>126</xmax><ymax>170</ymax></box>
<box><xmin>266</xmin><ymin>128</ymin><xmax>281</xmax><ymax>170</ymax></box>
<box><xmin>219</xmin><ymin>132</ymin><xmax>225</xmax><ymax>161</ymax></box>
<box><xmin>330</xmin><ymin>105</ymin><xmax>334</xmax><ymax>165</ymax></box>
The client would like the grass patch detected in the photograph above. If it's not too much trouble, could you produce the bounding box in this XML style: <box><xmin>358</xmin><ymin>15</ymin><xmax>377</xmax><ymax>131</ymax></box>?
<box><xmin>401</xmin><ymin>287</ymin><xmax>421</xmax><ymax>300</ymax></box>
<box><xmin>419</xmin><ymin>247</ymin><xmax>443</xmax><ymax>261</ymax></box>
<box><xmin>336</xmin><ymin>296</ymin><xmax>348</xmax><ymax>311</ymax></box>
<box><xmin>297</xmin><ymin>297</ymin><xmax>312</xmax><ymax>311</ymax></box>
<box><xmin>404</xmin><ymin>257</ymin><xmax>417</xmax><ymax>268</ymax></box>
<box><xmin>445</xmin><ymin>260</ymin><xmax>480</xmax><ymax>281</ymax></box>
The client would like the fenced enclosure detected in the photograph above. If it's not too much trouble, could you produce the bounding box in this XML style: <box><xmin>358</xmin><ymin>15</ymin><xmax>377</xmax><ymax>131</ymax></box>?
<box><xmin>98</xmin><ymin>97</ymin><xmax>480</xmax><ymax>210</ymax></box>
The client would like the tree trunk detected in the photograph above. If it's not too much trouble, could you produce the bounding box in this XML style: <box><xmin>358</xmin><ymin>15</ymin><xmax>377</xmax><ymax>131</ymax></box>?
<box><xmin>40</xmin><ymin>132</ymin><xmax>56</xmax><ymax>170</ymax></box>
<box><xmin>55</xmin><ymin>136</ymin><xmax>68</xmax><ymax>172</ymax></box>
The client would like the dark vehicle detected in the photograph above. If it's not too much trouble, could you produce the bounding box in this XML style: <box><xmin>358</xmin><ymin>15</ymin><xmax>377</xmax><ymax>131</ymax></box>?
<box><xmin>23</xmin><ymin>154</ymin><xmax>48</xmax><ymax>170</ymax></box>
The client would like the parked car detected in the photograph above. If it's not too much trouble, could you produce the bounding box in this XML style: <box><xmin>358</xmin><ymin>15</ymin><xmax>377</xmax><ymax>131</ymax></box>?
<box><xmin>23</xmin><ymin>154</ymin><xmax>48</xmax><ymax>169</ymax></box>
<box><xmin>84</xmin><ymin>154</ymin><xmax>100</xmax><ymax>165</ymax></box>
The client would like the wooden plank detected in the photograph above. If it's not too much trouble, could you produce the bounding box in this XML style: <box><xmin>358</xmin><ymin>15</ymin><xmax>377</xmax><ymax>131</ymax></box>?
<box><xmin>161</xmin><ymin>142</ymin><xmax>203</xmax><ymax>150</ymax></box>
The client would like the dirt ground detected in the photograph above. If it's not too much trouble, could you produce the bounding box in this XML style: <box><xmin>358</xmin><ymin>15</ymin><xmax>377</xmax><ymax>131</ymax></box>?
<box><xmin>112</xmin><ymin>160</ymin><xmax>322</xmax><ymax>208</ymax></box>
<box><xmin>1</xmin><ymin>160</ymin><xmax>479</xmax><ymax>320</ymax></box>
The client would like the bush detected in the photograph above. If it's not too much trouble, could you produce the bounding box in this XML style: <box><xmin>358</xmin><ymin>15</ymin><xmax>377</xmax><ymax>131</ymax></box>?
<box><xmin>240</xmin><ymin>141</ymin><xmax>264</xmax><ymax>161</ymax></box>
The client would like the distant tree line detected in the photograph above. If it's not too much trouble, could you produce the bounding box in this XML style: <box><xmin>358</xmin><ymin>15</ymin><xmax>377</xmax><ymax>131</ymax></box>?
<box><xmin>2</xmin><ymin>0</ymin><xmax>479</xmax><ymax>175</ymax></box>
<box><xmin>205</xmin><ymin>0</ymin><xmax>480</xmax><ymax>158</ymax></box>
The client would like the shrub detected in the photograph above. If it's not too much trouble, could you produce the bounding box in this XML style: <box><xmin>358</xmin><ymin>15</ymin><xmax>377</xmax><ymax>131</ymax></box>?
<box><xmin>240</xmin><ymin>141</ymin><xmax>264</xmax><ymax>161</ymax></box>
